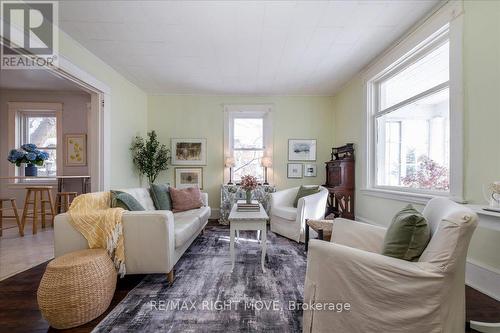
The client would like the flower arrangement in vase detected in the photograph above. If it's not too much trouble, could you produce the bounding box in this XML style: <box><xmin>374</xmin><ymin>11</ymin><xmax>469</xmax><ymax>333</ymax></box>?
<box><xmin>240</xmin><ymin>175</ymin><xmax>258</xmax><ymax>204</ymax></box>
<box><xmin>7</xmin><ymin>144</ymin><xmax>49</xmax><ymax>176</ymax></box>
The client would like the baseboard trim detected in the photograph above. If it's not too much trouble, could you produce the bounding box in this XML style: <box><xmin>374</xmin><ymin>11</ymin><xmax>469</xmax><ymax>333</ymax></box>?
<box><xmin>356</xmin><ymin>215</ymin><xmax>500</xmax><ymax>301</ymax></box>
<box><xmin>466</xmin><ymin>259</ymin><xmax>500</xmax><ymax>302</ymax></box>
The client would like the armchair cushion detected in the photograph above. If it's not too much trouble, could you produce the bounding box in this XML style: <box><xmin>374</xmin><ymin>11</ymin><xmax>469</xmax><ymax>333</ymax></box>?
<box><xmin>272</xmin><ymin>206</ymin><xmax>297</xmax><ymax>221</ymax></box>
<box><xmin>382</xmin><ymin>204</ymin><xmax>430</xmax><ymax>261</ymax></box>
<box><xmin>293</xmin><ymin>185</ymin><xmax>319</xmax><ymax>208</ymax></box>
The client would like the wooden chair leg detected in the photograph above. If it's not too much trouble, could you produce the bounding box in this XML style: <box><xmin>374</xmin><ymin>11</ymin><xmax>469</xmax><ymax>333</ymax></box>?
<box><xmin>11</xmin><ymin>199</ymin><xmax>23</xmax><ymax>237</ymax></box>
<box><xmin>46</xmin><ymin>189</ymin><xmax>56</xmax><ymax>226</ymax></box>
<box><xmin>32</xmin><ymin>190</ymin><xmax>38</xmax><ymax>235</ymax></box>
<box><xmin>41</xmin><ymin>196</ymin><xmax>46</xmax><ymax>228</ymax></box>
<box><xmin>65</xmin><ymin>195</ymin><xmax>70</xmax><ymax>212</ymax></box>
<box><xmin>167</xmin><ymin>270</ymin><xmax>174</xmax><ymax>284</ymax></box>
<box><xmin>21</xmin><ymin>189</ymin><xmax>31</xmax><ymax>235</ymax></box>
<box><xmin>0</xmin><ymin>200</ymin><xmax>3</xmax><ymax>237</ymax></box>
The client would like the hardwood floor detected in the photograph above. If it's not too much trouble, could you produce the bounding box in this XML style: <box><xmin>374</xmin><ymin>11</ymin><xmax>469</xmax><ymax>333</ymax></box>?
<box><xmin>1</xmin><ymin>232</ymin><xmax>499</xmax><ymax>332</ymax></box>
<box><xmin>1</xmin><ymin>262</ymin><xmax>499</xmax><ymax>333</ymax></box>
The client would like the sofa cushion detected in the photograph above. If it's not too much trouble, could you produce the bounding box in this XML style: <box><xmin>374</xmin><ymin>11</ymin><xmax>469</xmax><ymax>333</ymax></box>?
<box><xmin>382</xmin><ymin>204</ymin><xmax>431</xmax><ymax>261</ymax></box>
<box><xmin>272</xmin><ymin>205</ymin><xmax>297</xmax><ymax>221</ymax></box>
<box><xmin>170</xmin><ymin>187</ymin><xmax>203</xmax><ymax>213</ymax></box>
<box><xmin>174</xmin><ymin>214</ymin><xmax>201</xmax><ymax>248</ymax></box>
<box><xmin>174</xmin><ymin>206</ymin><xmax>211</xmax><ymax>229</ymax></box>
<box><xmin>111</xmin><ymin>190</ymin><xmax>145</xmax><ymax>211</ymax></box>
<box><xmin>120</xmin><ymin>188</ymin><xmax>156</xmax><ymax>211</ymax></box>
<box><xmin>150</xmin><ymin>184</ymin><xmax>172</xmax><ymax>210</ymax></box>
<box><xmin>293</xmin><ymin>185</ymin><xmax>320</xmax><ymax>208</ymax></box>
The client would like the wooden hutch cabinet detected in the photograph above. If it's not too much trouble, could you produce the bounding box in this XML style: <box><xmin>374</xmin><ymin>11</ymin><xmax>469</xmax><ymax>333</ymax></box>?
<box><xmin>324</xmin><ymin>143</ymin><xmax>355</xmax><ymax>220</ymax></box>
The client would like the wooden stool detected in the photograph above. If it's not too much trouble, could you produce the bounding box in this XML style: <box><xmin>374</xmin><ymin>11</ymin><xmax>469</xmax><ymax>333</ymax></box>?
<box><xmin>21</xmin><ymin>187</ymin><xmax>56</xmax><ymax>235</ymax></box>
<box><xmin>0</xmin><ymin>198</ymin><xmax>23</xmax><ymax>237</ymax></box>
<box><xmin>56</xmin><ymin>192</ymin><xmax>78</xmax><ymax>213</ymax></box>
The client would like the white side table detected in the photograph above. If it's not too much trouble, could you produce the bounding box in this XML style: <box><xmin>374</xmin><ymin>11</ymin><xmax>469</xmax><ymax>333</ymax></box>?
<box><xmin>228</xmin><ymin>203</ymin><xmax>268</xmax><ymax>272</ymax></box>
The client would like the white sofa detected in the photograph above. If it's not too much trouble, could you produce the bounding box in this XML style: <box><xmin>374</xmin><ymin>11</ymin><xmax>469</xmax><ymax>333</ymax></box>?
<box><xmin>303</xmin><ymin>197</ymin><xmax>478</xmax><ymax>333</ymax></box>
<box><xmin>270</xmin><ymin>186</ymin><xmax>329</xmax><ymax>242</ymax></box>
<box><xmin>54</xmin><ymin>187</ymin><xmax>210</xmax><ymax>282</ymax></box>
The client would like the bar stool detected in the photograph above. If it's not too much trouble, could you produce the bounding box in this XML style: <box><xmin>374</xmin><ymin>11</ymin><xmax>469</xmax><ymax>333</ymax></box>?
<box><xmin>56</xmin><ymin>192</ymin><xmax>78</xmax><ymax>213</ymax></box>
<box><xmin>0</xmin><ymin>198</ymin><xmax>23</xmax><ymax>236</ymax></box>
<box><xmin>21</xmin><ymin>186</ymin><xmax>56</xmax><ymax>235</ymax></box>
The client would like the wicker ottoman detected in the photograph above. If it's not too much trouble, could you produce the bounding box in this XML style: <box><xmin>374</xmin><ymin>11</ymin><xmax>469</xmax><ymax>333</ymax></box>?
<box><xmin>37</xmin><ymin>249</ymin><xmax>117</xmax><ymax>329</ymax></box>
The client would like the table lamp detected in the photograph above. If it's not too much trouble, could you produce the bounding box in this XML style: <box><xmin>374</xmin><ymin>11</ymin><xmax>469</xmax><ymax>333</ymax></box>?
<box><xmin>225</xmin><ymin>156</ymin><xmax>236</xmax><ymax>185</ymax></box>
<box><xmin>261</xmin><ymin>156</ymin><xmax>272</xmax><ymax>185</ymax></box>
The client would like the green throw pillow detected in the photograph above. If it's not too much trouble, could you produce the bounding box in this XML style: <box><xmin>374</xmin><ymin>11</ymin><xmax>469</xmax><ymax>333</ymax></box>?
<box><xmin>293</xmin><ymin>185</ymin><xmax>320</xmax><ymax>208</ymax></box>
<box><xmin>382</xmin><ymin>204</ymin><xmax>431</xmax><ymax>261</ymax></box>
<box><xmin>110</xmin><ymin>190</ymin><xmax>145</xmax><ymax>211</ymax></box>
<box><xmin>150</xmin><ymin>184</ymin><xmax>172</xmax><ymax>210</ymax></box>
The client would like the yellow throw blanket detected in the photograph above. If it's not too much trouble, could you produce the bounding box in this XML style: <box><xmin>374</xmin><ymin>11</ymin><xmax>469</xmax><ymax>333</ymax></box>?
<box><xmin>68</xmin><ymin>191</ymin><xmax>126</xmax><ymax>276</ymax></box>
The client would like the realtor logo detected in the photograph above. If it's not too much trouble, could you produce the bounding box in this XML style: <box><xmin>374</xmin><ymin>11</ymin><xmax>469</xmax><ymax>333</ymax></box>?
<box><xmin>1</xmin><ymin>0</ymin><xmax>58</xmax><ymax>69</ymax></box>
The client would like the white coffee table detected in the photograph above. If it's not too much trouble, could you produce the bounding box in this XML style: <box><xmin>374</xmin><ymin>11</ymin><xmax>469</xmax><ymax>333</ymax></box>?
<box><xmin>228</xmin><ymin>203</ymin><xmax>268</xmax><ymax>272</ymax></box>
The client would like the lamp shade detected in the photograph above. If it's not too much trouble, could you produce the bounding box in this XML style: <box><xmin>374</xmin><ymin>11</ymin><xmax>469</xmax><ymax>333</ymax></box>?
<box><xmin>224</xmin><ymin>156</ymin><xmax>235</xmax><ymax>168</ymax></box>
<box><xmin>261</xmin><ymin>156</ymin><xmax>272</xmax><ymax>168</ymax></box>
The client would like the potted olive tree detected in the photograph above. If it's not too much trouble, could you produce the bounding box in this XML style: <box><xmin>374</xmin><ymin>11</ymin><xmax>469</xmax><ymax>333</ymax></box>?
<box><xmin>130</xmin><ymin>131</ymin><xmax>170</xmax><ymax>184</ymax></box>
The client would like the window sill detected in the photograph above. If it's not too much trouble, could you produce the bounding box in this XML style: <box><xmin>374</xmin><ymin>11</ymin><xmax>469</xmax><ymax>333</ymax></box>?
<box><xmin>360</xmin><ymin>187</ymin><xmax>464</xmax><ymax>205</ymax></box>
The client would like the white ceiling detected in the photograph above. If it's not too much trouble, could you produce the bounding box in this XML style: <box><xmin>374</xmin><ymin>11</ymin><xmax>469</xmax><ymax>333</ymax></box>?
<box><xmin>59</xmin><ymin>0</ymin><xmax>439</xmax><ymax>95</ymax></box>
<box><xmin>0</xmin><ymin>68</ymin><xmax>87</xmax><ymax>92</ymax></box>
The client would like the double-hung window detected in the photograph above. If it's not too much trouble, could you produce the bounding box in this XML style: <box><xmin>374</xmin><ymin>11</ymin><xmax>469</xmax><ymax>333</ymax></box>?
<box><xmin>18</xmin><ymin>111</ymin><xmax>58</xmax><ymax>177</ymax></box>
<box><xmin>224</xmin><ymin>105</ymin><xmax>273</xmax><ymax>184</ymax></box>
<box><xmin>365</xmin><ymin>11</ymin><xmax>463</xmax><ymax>202</ymax></box>
<box><xmin>8</xmin><ymin>102</ymin><xmax>63</xmax><ymax>179</ymax></box>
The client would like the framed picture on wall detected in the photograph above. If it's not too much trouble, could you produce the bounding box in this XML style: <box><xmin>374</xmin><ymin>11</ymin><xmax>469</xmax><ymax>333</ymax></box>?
<box><xmin>65</xmin><ymin>134</ymin><xmax>87</xmax><ymax>166</ymax></box>
<box><xmin>287</xmin><ymin>163</ymin><xmax>303</xmax><ymax>178</ymax></box>
<box><xmin>175</xmin><ymin>167</ymin><xmax>203</xmax><ymax>189</ymax></box>
<box><xmin>304</xmin><ymin>163</ymin><xmax>317</xmax><ymax>177</ymax></box>
<box><xmin>171</xmin><ymin>138</ymin><xmax>207</xmax><ymax>165</ymax></box>
<box><xmin>288</xmin><ymin>139</ymin><xmax>316</xmax><ymax>161</ymax></box>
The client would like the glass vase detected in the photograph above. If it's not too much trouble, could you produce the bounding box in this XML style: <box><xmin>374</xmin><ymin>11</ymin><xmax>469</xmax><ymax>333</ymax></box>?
<box><xmin>245</xmin><ymin>190</ymin><xmax>252</xmax><ymax>204</ymax></box>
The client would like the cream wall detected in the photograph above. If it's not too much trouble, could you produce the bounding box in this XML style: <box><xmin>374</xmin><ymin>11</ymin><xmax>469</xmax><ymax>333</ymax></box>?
<box><xmin>148</xmin><ymin>95</ymin><xmax>334</xmax><ymax>210</ymax></box>
<box><xmin>331</xmin><ymin>0</ymin><xmax>500</xmax><ymax>270</ymax></box>
<box><xmin>58</xmin><ymin>32</ymin><xmax>148</xmax><ymax>188</ymax></box>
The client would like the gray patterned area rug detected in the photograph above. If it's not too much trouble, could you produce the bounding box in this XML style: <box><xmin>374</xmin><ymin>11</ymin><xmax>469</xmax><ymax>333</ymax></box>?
<box><xmin>92</xmin><ymin>226</ymin><xmax>306</xmax><ymax>333</ymax></box>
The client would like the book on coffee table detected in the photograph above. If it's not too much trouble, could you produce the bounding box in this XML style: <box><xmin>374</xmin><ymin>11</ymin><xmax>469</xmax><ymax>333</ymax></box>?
<box><xmin>236</xmin><ymin>200</ymin><xmax>260</xmax><ymax>211</ymax></box>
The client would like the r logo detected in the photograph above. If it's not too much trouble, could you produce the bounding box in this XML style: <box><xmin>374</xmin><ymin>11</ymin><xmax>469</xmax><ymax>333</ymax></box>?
<box><xmin>2</xmin><ymin>2</ymin><xmax>54</xmax><ymax>54</ymax></box>
<box><xmin>1</xmin><ymin>1</ymin><xmax>58</xmax><ymax>69</ymax></box>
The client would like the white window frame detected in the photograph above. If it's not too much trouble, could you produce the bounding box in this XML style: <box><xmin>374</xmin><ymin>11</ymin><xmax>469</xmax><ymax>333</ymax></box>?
<box><xmin>223</xmin><ymin>104</ymin><xmax>273</xmax><ymax>184</ymax></box>
<box><xmin>8</xmin><ymin>102</ymin><xmax>63</xmax><ymax>183</ymax></box>
<box><xmin>362</xmin><ymin>2</ymin><xmax>464</xmax><ymax>204</ymax></box>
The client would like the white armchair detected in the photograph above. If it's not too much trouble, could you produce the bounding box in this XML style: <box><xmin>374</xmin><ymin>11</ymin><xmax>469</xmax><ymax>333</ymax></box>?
<box><xmin>270</xmin><ymin>186</ymin><xmax>328</xmax><ymax>242</ymax></box>
<box><xmin>303</xmin><ymin>197</ymin><xmax>478</xmax><ymax>333</ymax></box>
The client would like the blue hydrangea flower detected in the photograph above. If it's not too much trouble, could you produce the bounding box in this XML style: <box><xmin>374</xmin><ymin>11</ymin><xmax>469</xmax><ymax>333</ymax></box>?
<box><xmin>38</xmin><ymin>151</ymin><xmax>49</xmax><ymax>160</ymax></box>
<box><xmin>26</xmin><ymin>152</ymin><xmax>37</xmax><ymax>161</ymax></box>
<box><xmin>21</xmin><ymin>143</ymin><xmax>37</xmax><ymax>152</ymax></box>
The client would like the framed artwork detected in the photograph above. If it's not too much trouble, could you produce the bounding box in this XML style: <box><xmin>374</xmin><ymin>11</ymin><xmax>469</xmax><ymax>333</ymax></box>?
<box><xmin>171</xmin><ymin>138</ymin><xmax>207</xmax><ymax>165</ymax></box>
<box><xmin>65</xmin><ymin>134</ymin><xmax>87</xmax><ymax>166</ymax></box>
<box><xmin>175</xmin><ymin>167</ymin><xmax>203</xmax><ymax>189</ymax></box>
<box><xmin>288</xmin><ymin>139</ymin><xmax>316</xmax><ymax>161</ymax></box>
<box><xmin>304</xmin><ymin>163</ymin><xmax>317</xmax><ymax>177</ymax></box>
<box><xmin>287</xmin><ymin>163</ymin><xmax>303</xmax><ymax>178</ymax></box>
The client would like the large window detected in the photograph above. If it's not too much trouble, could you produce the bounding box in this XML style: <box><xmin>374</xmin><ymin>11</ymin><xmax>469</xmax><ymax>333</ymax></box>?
<box><xmin>19</xmin><ymin>111</ymin><xmax>58</xmax><ymax>177</ymax></box>
<box><xmin>224</xmin><ymin>105</ymin><xmax>273</xmax><ymax>184</ymax></box>
<box><xmin>232</xmin><ymin>117</ymin><xmax>264</xmax><ymax>181</ymax></box>
<box><xmin>365</xmin><ymin>20</ymin><xmax>463</xmax><ymax>199</ymax></box>
<box><xmin>8</xmin><ymin>102</ymin><xmax>62</xmax><ymax>180</ymax></box>
<box><xmin>375</xmin><ymin>38</ymin><xmax>450</xmax><ymax>192</ymax></box>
